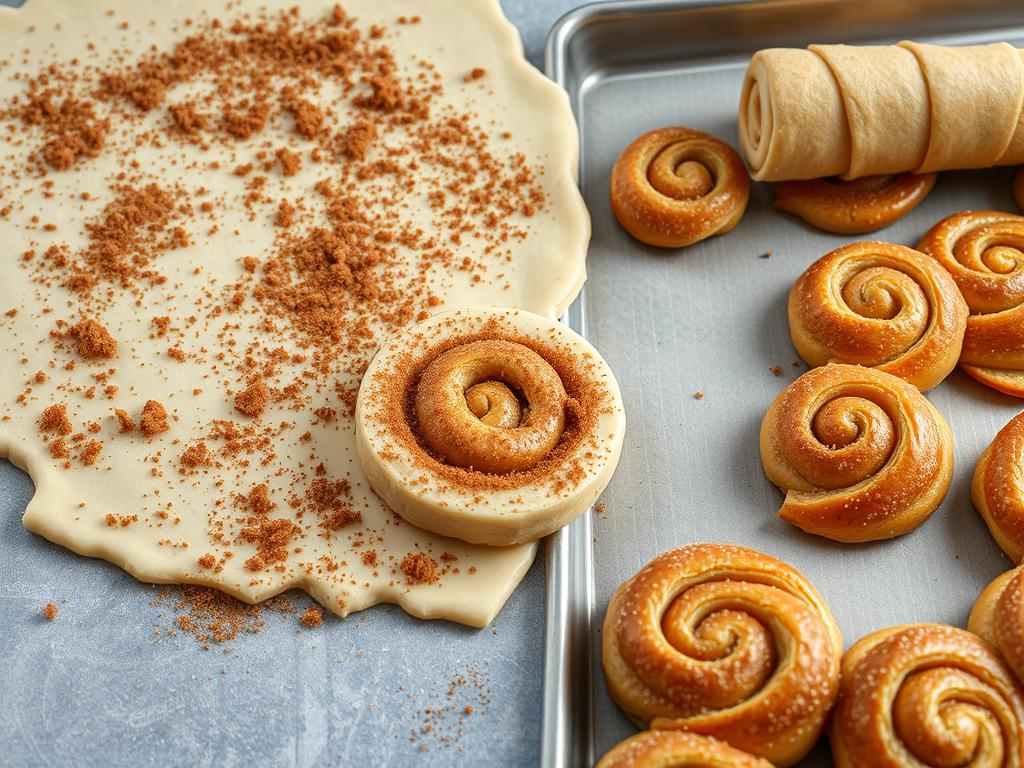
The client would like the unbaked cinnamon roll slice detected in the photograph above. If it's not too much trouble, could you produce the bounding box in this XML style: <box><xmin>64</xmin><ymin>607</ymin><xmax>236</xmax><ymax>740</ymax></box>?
<box><xmin>610</xmin><ymin>127</ymin><xmax>750</xmax><ymax>248</ymax></box>
<box><xmin>831</xmin><ymin>623</ymin><xmax>1024</xmax><ymax>768</ymax></box>
<box><xmin>601</xmin><ymin>543</ymin><xmax>841</xmax><ymax>767</ymax></box>
<box><xmin>760</xmin><ymin>364</ymin><xmax>954</xmax><ymax>542</ymax></box>
<box><xmin>774</xmin><ymin>173</ymin><xmax>936</xmax><ymax>234</ymax></box>
<box><xmin>789</xmin><ymin>241</ymin><xmax>967</xmax><ymax>391</ymax></box>
<box><xmin>973</xmin><ymin>412</ymin><xmax>1024</xmax><ymax>562</ymax></box>
<box><xmin>596</xmin><ymin>730</ymin><xmax>773</xmax><ymax>768</ymax></box>
<box><xmin>918</xmin><ymin>210</ymin><xmax>1024</xmax><ymax>397</ymax></box>
<box><xmin>355</xmin><ymin>307</ymin><xmax>625</xmax><ymax>546</ymax></box>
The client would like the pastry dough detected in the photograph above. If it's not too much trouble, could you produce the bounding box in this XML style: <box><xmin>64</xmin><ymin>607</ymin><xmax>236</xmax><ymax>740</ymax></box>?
<box><xmin>970</xmin><ymin>567</ymin><xmax>1024</xmax><ymax>685</ymax></box>
<box><xmin>610</xmin><ymin>127</ymin><xmax>749</xmax><ymax>248</ymax></box>
<box><xmin>773</xmin><ymin>173</ymin><xmax>936</xmax><ymax>234</ymax></box>
<box><xmin>595</xmin><ymin>731</ymin><xmax>773</xmax><ymax>768</ymax></box>
<box><xmin>973</xmin><ymin>412</ymin><xmax>1024</xmax><ymax>562</ymax></box>
<box><xmin>917</xmin><ymin>211</ymin><xmax>1024</xmax><ymax>397</ymax></box>
<box><xmin>740</xmin><ymin>42</ymin><xmax>1024</xmax><ymax>181</ymax></box>
<box><xmin>601</xmin><ymin>543</ymin><xmax>841</xmax><ymax>767</ymax></box>
<box><xmin>788</xmin><ymin>242</ymin><xmax>967</xmax><ymax>391</ymax></box>
<box><xmin>355</xmin><ymin>307</ymin><xmax>625</xmax><ymax>546</ymax></box>
<box><xmin>831</xmin><ymin>623</ymin><xmax>1024</xmax><ymax>768</ymax></box>
<box><xmin>760</xmin><ymin>364</ymin><xmax>954</xmax><ymax>542</ymax></box>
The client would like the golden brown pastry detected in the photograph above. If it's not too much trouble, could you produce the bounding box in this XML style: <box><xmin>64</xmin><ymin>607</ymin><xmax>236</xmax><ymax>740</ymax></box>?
<box><xmin>596</xmin><ymin>730</ymin><xmax>773</xmax><ymax>768</ymax></box>
<box><xmin>917</xmin><ymin>211</ymin><xmax>1024</xmax><ymax>397</ymax></box>
<box><xmin>740</xmin><ymin>42</ymin><xmax>1024</xmax><ymax>182</ymax></box>
<box><xmin>788</xmin><ymin>242</ymin><xmax>967</xmax><ymax>391</ymax></box>
<box><xmin>355</xmin><ymin>307</ymin><xmax>625</xmax><ymax>546</ymax></box>
<box><xmin>610</xmin><ymin>127</ymin><xmax>750</xmax><ymax>248</ymax></box>
<box><xmin>601</xmin><ymin>543</ymin><xmax>841</xmax><ymax>767</ymax></box>
<box><xmin>773</xmin><ymin>173</ymin><xmax>936</xmax><ymax>234</ymax></box>
<box><xmin>970</xmin><ymin>567</ymin><xmax>1024</xmax><ymax>685</ymax></box>
<box><xmin>973</xmin><ymin>412</ymin><xmax>1024</xmax><ymax>562</ymax></box>
<box><xmin>831</xmin><ymin>623</ymin><xmax>1024</xmax><ymax>768</ymax></box>
<box><xmin>760</xmin><ymin>364</ymin><xmax>954</xmax><ymax>542</ymax></box>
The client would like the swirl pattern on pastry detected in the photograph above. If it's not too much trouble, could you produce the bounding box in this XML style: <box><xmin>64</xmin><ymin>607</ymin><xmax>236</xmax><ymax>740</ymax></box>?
<box><xmin>596</xmin><ymin>730</ymin><xmax>773</xmax><ymax>768</ymax></box>
<box><xmin>355</xmin><ymin>307</ymin><xmax>625</xmax><ymax>546</ymax></box>
<box><xmin>973</xmin><ymin>412</ymin><xmax>1024</xmax><ymax>562</ymax></box>
<box><xmin>970</xmin><ymin>567</ymin><xmax>1024</xmax><ymax>686</ymax></box>
<box><xmin>610</xmin><ymin>127</ymin><xmax>750</xmax><ymax>248</ymax></box>
<box><xmin>788</xmin><ymin>242</ymin><xmax>967</xmax><ymax>391</ymax></box>
<box><xmin>774</xmin><ymin>173</ymin><xmax>936</xmax><ymax>234</ymax></box>
<box><xmin>760</xmin><ymin>364</ymin><xmax>954</xmax><ymax>542</ymax></box>
<box><xmin>917</xmin><ymin>211</ymin><xmax>1024</xmax><ymax>397</ymax></box>
<box><xmin>601</xmin><ymin>543</ymin><xmax>841</xmax><ymax>767</ymax></box>
<box><xmin>414</xmin><ymin>340</ymin><xmax>566</xmax><ymax>474</ymax></box>
<box><xmin>831</xmin><ymin>623</ymin><xmax>1024</xmax><ymax>768</ymax></box>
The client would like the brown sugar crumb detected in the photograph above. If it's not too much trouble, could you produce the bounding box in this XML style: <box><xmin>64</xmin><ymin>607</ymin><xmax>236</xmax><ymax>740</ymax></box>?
<box><xmin>276</xmin><ymin>200</ymin><xmax>296</xmax><ymax>228</ymax></box>
<box><xmin>361</xmin><ymin>550</ymin><xmax>378</xmax><ymax>568</ymax></box>
<box><xmin>105</xmin><ymin>514</ymin><xmax>117</xmax><ymax>526</ymax></box>
<box><xmin>167</xmin><ymin>346</ymin><xmax>186</xmax><ymax>362</ymax></box>
<box><xmin>222</xmin><ymin>100</ymin><xmax>270</xmax><ymax>140</ymax></box>
<box><xmin>284</xmin><ymin>94</ymin><xmax>324</xmax><ymax>139</ymax></box>
<box><xmin>694</xmin><ymin>391</ymin><xmax>704</xmax><ymax>400</ymax></box>
<box><xmin>169</xmin><ymin>101</ymin><xmax>209</xmax><ymax>134</ymax></box>
<box><xmin>43</xmin><ymin>603</ymin><xmax>58</xmax><ymax>621</ymax></box>
<box><xmin>69</xmin><ymin>318</ymin><xmax>117</xmax><ymax>359</ymax></box>
<box><xmin>179</xmin><ymin>440</ymin><xmax>213</xmax><ymax>470</ymax></box>
<box><xmin>114</xmin><ymin>408</ymin><xmax>135</xmax><ymax>433</ymax></box>
<box><xmin>276</xmin><ymin>147</ymin><xmax>301</xmax><ymax>177</ymax></box>
<box><xmin>401</xmin><ymin>553</ymin><xmax>439</xmax><ymax>585</ymax></box>
<box><xmin>140</xmin><ymin>399</ymin><xmax>170</xmax><ymax>436</ymax></box>
<box><xmin>49</xmin><ymin>438</ymin><xmax>69</xmax><ymax>459</ymax></box>
<box><xmin>34</xmin><ymin>371</ymin><xmax>47</xmax><ymax>384</ymax></box>
<box><xmin>19</xmin><ymin>90</ymin><xmax>110</xmax><ymax>171</ymax></box>
<box><xmin>241</xmin><ymin>518</ymin><xmax>298</xmax><ymax>571</ymax></box>
<box><xmin>80</xmin><ymin>439</ymin><xmax>103</xmax><ymax>466</ymax></box>
<box><xmin>234</xmin><ymin>380</ymin><xmax>269</xmax><ymax>418</ymax></box>
<box><xmin>464</xmin><ymin>67</ymin><xmax>486</xmax><ymax>82</ymax></box>
<box><xmin>299</xmin><ymin>605</ymin><xmax>323</xmax><ymax>628</ymax></box>
<box><xmin>197</xmin><ymin>553</ymin><xmax>216</xmax><ymax>570</ymax></box>
<box><xmin>338</xmin><ymin>120</ymin><xmax>377</xmax><ymax>160</ymax></box>
<box><xmin>40</xmin><ymin>403</ymin><xmax>73</xmax><ymax>435</ymax></box>
<box><xmin>595</xmin><ymin>503</ymin><xmax>606</xmax><ymax>514</ymax></box>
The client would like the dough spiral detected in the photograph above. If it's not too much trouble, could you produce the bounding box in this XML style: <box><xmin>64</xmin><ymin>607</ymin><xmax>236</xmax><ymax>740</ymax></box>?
<box><xmin>918</xmin><ymin>210</ymin><xmax>1024</xmax><ymax>397</ymax></box>
<box><xmin>760</xmin><ymin>364</ymin><xmax>954</xmax><ymax>542</ymax></box>
<box><xmin>788</xmin><ymin>242</ymin><xmax>967</xmax><ymax>391</ymax></box>
<box><xmin>973</xmin><ymin>412</ymin><xmax>1024</xmax><ymax>562</ymax></box>
<box><xmin>740</xmin><ymin>42</ymin><xmax>1024</xmax><ymax>182</ymax></box>
<box><xmin>970</xmin><ymin>567</ymin><xmax>1024</xmax><ymax>686</ymax></box>
<box><xmin>773</xmin><ymin>173</ymin><xmax>936</xmax><ymax>234</ymax></box>
<box><xmin>414</xmin><ymin>339</ymin><xmax>566</xmax><ymax>474</ymax></box>
<box><xmin>601</xmin><ymin>543</ymin><xmax>841</xmax><ymax>767</ymax></box>
<box><xmin>355</xmin><ymin>307</ymin><xmax>625</xmax><ymax>546</ymax></box>
<box><xmin>831</xmin><ymin>623</ymin><xmax>1024</xmax><ymax>768</ymax></box>
<box><xmin>610</xmin><ymin>127</ymin><xmax>750</xmax><ymax>248</ymax></box>
<box><xmin>596</xmin><ymin>730</ymin><xmax>773</xmax><ymax>768</ymax></box>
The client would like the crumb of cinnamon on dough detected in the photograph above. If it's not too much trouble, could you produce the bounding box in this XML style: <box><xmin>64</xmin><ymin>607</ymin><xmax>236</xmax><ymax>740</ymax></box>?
<box><xmin>140</xmin><ymin>399</ymin><xmax>170</xmax><ymax>436</ymax></box>
<box><xmin>69</xmin><ymin>318</ymin><xmax>117</xmax><ymax>359</ymax></box>
<box><xmin>40</xmin><ymin>403</ymin><xmax>72</xmax><ymax>435</ymax></box>
<box><xmin>401</xmin><ymin>552</ymin><xmax>439</xmax><ymax>585</ymax></box>
<box><xmin>234</xmin><ymin>380</ymin><xmax>269</xmax><ymax>418</ymax></box>
<box><xmin>114</xmin><ymin>408</ymin><xmax>135</xmax><ymax>432</ymax></box>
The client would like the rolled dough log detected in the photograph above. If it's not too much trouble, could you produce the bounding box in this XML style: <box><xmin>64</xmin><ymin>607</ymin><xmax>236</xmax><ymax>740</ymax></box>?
<box><xmin>739</xmin><ymin>41</ymin><xmax>1024</xmax><ymax>182</ymax></box>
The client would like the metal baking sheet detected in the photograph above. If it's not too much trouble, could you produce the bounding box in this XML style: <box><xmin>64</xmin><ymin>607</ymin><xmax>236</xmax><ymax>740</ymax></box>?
<box><xmin>544</xmin><ymin>1</ymin><xmax>1024</xmax><ymax>766</ymax></box>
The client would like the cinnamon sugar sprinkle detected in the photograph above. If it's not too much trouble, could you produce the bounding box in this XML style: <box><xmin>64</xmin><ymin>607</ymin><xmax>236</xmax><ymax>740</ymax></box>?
<box><xmin>1</xmin><ymin>3</ymin><xmax>552</xmax><ymax>619</ymax></box>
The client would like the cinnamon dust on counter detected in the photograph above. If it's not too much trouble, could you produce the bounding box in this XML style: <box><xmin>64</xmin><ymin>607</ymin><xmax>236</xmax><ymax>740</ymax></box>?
<box><xmin>42</xmin><ymin>602</ymin><xmax>58</xmax><ymax>621</ymax></box>
<box><xmin>2</xmin><ymin>2</ymin><xmax>551</xmax><ymax>617</ymax></box>
<box><xmin>407</xmin><ymin>665</ymin><xmax>493</xmax><ymax>753</ymax></box>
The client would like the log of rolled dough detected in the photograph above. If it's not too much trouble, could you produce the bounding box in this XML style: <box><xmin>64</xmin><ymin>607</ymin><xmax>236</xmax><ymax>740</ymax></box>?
<box><xmin>739</xmin><ymin>41</ymin><xmax>1024</xmax><ymax>182</ymax></box>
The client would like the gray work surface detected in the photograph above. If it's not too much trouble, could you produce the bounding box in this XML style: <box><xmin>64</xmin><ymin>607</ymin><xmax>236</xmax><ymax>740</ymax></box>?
<box><xmin>0</xmin><ymin>1</ymin><xmax>578</xmax><ymax>767</ymax></box>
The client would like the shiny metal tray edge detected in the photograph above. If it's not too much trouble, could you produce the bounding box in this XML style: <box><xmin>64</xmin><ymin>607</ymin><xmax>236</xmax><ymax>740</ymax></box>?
<box><xmin>541</xmin><ymin>1</ymin><xmax>1024</xmax><ymax>767</ymax></box>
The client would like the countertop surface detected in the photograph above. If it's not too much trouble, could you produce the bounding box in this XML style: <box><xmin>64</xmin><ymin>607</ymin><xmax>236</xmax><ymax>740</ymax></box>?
<box><xmin>0</xmin><ymin>1</ymin><xmax>581</xmax><ymax>767</ymax></box>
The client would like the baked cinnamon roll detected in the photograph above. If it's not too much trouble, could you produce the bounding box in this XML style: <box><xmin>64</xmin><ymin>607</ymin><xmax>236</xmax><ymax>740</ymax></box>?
<box><xmin>970</xmin><ymin>567</ymin><xmax>1024</xmax><ymax>687</ymax></box>
<box><xmin>760</xmin><ymin>364</ymin><xmax>954</xmax><ymax>542</ymax></box>
<box><xmin>831</xmin><ymin>623</ymin><xmax>1024</xmax><ymax>768</ymax></box>
<box><xmin>601</xmin><ymin>543</ymin><xmax>841</xmax><ymax>767</ymax></box>
<box><xmin>774</xmin><ymin>173</ymin><xmax>936</xmax><ymax>234</ymax></box>
<box><xmin>610</xmin><ymin>127</ymin><xmax>750</xmax><ymax>248</ymax></box>
<box><xmin>973</xmin><ymin>412</ymin><xmax>1024</xmax><ymax>562</ymax></box>
<box><xmin>596</xmin><ymin>730</ymin><xmax>773</xmax><ymax>768</ymax></box>
<box><xmin>789</xmin><ymin>241</ymin><xmax>967</xmax><ymax>391</ymax></box>
<box><xmin>355</xmin><ymin>307</ymin><xmax>625</xmax><ymax>546</ymax></box>
<box><xmin>918</xmin><ymin>211</ymin><xmax>1024</xmax><ymax>397</ymax></box>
